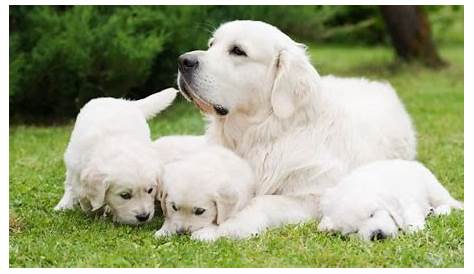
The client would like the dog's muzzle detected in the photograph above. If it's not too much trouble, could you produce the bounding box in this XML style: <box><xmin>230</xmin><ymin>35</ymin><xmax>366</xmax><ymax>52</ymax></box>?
<box><xmin>177</xmin><ymin>53</ymin><xmax>229</xmax><ymax>116</ymax></box>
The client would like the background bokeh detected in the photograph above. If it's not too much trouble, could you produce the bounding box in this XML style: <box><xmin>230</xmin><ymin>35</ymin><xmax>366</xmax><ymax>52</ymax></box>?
<box><xmin>9</xmin><ymin>6</ymin><xmax>463</xmax><ymax>122</ymax></box>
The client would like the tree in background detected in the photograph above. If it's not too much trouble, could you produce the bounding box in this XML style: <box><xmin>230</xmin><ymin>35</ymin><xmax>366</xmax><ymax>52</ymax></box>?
<box><xmin>10</xmin><ymin>6</ymin><xmax>461</xmax><ymax>122</ymax></box>
<box><xmin>381</xmin><ymin>5</ymin><xmax>446</xmax><ymax>68</ymax></box>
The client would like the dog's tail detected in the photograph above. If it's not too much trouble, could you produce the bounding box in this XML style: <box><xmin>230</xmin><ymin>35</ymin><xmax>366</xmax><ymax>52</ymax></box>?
<box><xmin>133</xmin><ymin>88</ymin><xmax>178</xmax><ymax>120</ymax></box>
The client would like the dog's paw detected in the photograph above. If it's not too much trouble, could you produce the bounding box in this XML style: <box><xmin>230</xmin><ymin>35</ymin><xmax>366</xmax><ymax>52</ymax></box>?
<box><xmin>433</xmin><ymin>205</ymin><xmax>452</xmax><ymax>216</ymax></box>
<box><xmin>406</xmin><ymin>222</ymin><xmax>425</xmax><ymax>233</ymax></box>
<box><xmin>154</xmin><ymin>228</ymin><xmax>173</xmax><ymax>239</ymax></box>
<box><xmin>317</xmin><ymin>216</ymin><xmax>334</xmax><ymax>232</ymax></box>
<box><xmin>191</xmin><ymin>225</ymin><xmax>220</xmax><ymax>242</ymax></box>
<box><xmin>53</xmin><ymin>200</ymin><xmax>74</xmax><ymax>211</ymax></box>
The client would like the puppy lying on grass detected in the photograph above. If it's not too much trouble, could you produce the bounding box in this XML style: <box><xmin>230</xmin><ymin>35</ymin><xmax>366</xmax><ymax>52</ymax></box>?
<box><xmin>154</xmin><ymin>146</ymin><xmax>255</xmax><ymax>239</ymax></box>
<box><xmin>318</xmin><ymin>160</ymin><xmax>463</xmax><ymax>241</ymax></box>
<box><xmin>54</xmin><ymin>88</ymin><xmax>178</xmax><ymax>225</ymax></box>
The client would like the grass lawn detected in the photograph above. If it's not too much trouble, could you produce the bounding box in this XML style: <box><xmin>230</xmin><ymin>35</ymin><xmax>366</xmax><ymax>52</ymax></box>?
<box><xmin>9</xmin><ymin>45</ymin><xmax>464</xmax><ymax>267</ymax></box>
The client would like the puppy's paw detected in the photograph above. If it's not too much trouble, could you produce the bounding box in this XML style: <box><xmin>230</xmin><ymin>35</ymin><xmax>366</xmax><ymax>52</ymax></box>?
<box><xmin>154</xmin><ymin>228</ymin><xmax>173</xmax><ymax>239</ymax></box>
<box><xmin>317</xmin><ymin>216</ymin><xmax>334</xmax><ymax>232</ymax></box>
<box><xmin>406</xmin><ymin>222</ymin><xmax>425</xmax><ymax>233</ymax></box>
<box><xmin>433</xmin><ymin>205</ymin><xmax>452</xmax><ymax>216</ymax></box>
<box><xmin>53</xmin><ymin>200</ymin><xmax>74</xmax><ymax>211</ymax></box>
<box><xmin>191</xmin><ymin>225</ymin><xmax>220</xmax><ymax>242</ymax></box>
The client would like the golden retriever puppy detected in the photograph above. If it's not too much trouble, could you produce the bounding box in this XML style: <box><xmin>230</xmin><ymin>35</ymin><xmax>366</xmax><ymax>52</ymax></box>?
<box><xmin>318</xmin><ymin>160</ymin><xmax>463</xmax><ymax>241</ymax></box>
<box><xmin>54</xmin><ymin>88</ymin><xmax>177</xmax><ymax>224</ymax></box>
<box><xmin>154</xmin><ymin>146</ymin><xmax>255</xmax><ymax>238</ymax></box>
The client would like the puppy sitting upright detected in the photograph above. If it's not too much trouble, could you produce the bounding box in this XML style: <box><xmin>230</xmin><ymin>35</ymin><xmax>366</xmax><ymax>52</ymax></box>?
<box><xmin>318</xmin><ymin>160</ymin><xmax>463</xmax><ymax>241</ymax></box>
<box><xmin>54</xmin><ymin>88</ymin><xmax>178</xmax><ymax>225</ymax></box>
<box><xmin>155</xmin><ymin>146</ymin><xmax>255</xmax><ymax>238</ymax></box>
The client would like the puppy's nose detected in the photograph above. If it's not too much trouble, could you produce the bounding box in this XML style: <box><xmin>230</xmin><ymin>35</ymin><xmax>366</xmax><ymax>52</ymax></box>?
<box><xmin>135</xmin><ymin>213</ymin><xmax>150</xmax><ymax>222</ymax></box>
<box><xmin>178</xmin><ymin>53</ymin><xmax>199</xmax><ymax>72</ymax></box>
<box><xmin>370</xmin><ymin>229</ymin><xmax>387</xmax><ymax>241</ymax></box>
<box><xmin>176</xmin><ymin>227</ymin><xmax>188</xmax><ymax>236</ymax></box>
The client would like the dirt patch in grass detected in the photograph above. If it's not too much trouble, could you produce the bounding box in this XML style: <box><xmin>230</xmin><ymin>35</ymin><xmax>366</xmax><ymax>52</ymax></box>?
<box><xmin>9</xmin><ymin>212</ymin><xmax>26</xmax><ymax>234</ymax></box>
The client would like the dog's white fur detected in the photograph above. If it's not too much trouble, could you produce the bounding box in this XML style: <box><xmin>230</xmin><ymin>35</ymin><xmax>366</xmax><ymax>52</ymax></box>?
<box><xmin>177</xmin><ymin>20</ymin><xmax>416</xmax><ymax>240</ymax></box>
<box><xmin>152</xmin><ymin>135</ymin><xmax>207</xmax><ymax>164</ymax></box>
<box><xmin>318</xmin><ymin>160</ymin><xmax>463</xmax><ymax>241</ymax></box>
<box><xmin>154</xmin><ymin>146</ymin><xmax>255</xmax><ymax>238</ymax></box>
<box><xmin>54</xmin><ymin>88</ymin><xmax>178</xmax><ymax>224</ymax></box>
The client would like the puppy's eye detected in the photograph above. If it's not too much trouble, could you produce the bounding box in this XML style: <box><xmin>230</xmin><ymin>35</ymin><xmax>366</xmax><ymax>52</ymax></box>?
<box><xmin>229</xmin><ymin>46</ymin><xmax>247</xmax><ymax>57</ymax></box>
<box><xmin>120</xmin><ymin>193</ymin><xmax>132</xmax><ymax>200</ymax></box>
<box><xmin>147</xmin><ymin>188</ymin><xmax>153</xmax><ymax>194</ymax></box>
<box><xmin>369</xmin><ymin>213</ymin><xmax>374</xmax><ymax>218</ymax></box>
<box><xmin>171</xmin><ymin>203</ymin><xmax>178</xmax><ymax>211</ymax></box>
<box><xmin>194</xmin><ymin>208</ymin><xmax>206</xmax><ymax>216</ymax></box>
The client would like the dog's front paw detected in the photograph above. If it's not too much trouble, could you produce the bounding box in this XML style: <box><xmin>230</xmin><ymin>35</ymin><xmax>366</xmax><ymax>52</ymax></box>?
<box><xmin>154</xmin><ymin>227</ymin><xmax>173</xmax><ymax>239</ymax></box>
<box><xmin>54</xmin><ymin>199</ymin><xmax>75</xmax><ymax>211</ymax></box>
<box><xmin>406</xmin><ymin>222</ymin><xmax>425</xmax><ymax>233</ymax></box>
<box><xmin>317</xmin><ymin>216</ymin><xmax>335</xmax><ymax>232</ymax></box>
<box><xmin>433</xmin><ymin>205</ymin><xmax>452</xmax><ymax>216</ymax></box>
<box><xmin>191</xmin><ymin>225</ymin><xmax>220</xmax><ymax>242</ymax></box>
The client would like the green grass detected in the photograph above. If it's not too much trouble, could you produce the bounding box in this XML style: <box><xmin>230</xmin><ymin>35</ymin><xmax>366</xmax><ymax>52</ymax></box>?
<box><xmin>9</xmin><ymin>45</ymin><xmax>464</xmax><ymax>267</ymax></box>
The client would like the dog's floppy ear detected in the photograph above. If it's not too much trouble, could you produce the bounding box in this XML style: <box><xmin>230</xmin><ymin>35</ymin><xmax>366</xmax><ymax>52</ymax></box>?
<box><xmin>381</xmin><ymin>201</ymin><xmax>405</xmax><ymax>229</ymax></box>
<box><xmin>157</xmin><ymin>189</ymin><xmax>168</xmax><ymax>217</ymax></box>
<box><xmin>79</xmin><ymin>166</ymin><xmax>108</xmax><ymax>211</ymax></box>
<box><xmin>213</xmin><ymin>187</ymin><xmax>239</xmax><ymax>225</ymax></box>
<box><xmin>270</xmin><ymin>47</ymin><xmax>319</xmax><ymax>119</ymax></box>
<box><xmin>156</xmin><ymin>166</ymin><xmax>168</xmax><ymax>216</ymax></box>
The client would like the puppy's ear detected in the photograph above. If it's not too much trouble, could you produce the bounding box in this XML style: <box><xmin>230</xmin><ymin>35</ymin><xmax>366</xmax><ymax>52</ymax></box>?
<box><xmin>381</xmin><ymin>201</ymin><xmax>404</xmax><ymax>229</ymax></box>
<box><xmin>158</xmin><ymin>190</ymin><xmax>168</xmax><ymax>217</ymax></box>
<box><xmin>79</xmin><ymin>166</ymin><xmax>108</xmax><ymax>211</ymax></box>
<box><xmin>270</xmin><ymin>48</ymin><xmax>319</xmax><ymax>119</ymax></box>
<box><xmin>213</xmin><ymin>187</ymin><xmax>239</xmax><ymax>225</ymax></box>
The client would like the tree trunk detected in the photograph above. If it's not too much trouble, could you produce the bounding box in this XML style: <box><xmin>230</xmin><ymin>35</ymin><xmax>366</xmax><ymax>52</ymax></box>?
<box><xmin>380</xmin><ymin>5</ymin><xmax>446</xmax><ymax>68</ymax></box>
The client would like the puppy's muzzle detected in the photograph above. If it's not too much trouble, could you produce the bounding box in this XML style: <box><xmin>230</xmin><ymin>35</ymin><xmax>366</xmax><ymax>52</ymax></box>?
<box><xmin>135</xmin><ymin>212</ymin><xmax>151</xmax><ymax>222</ymax></box>
<box><xmin>369</xmin><ymin>229</ymin><xmax>387</xmax><ymax>241</ymax></box>
<box><xmin>176</xmin><ymin>227</ymin><xmax>190</xmax><ymax>236</ymax></box>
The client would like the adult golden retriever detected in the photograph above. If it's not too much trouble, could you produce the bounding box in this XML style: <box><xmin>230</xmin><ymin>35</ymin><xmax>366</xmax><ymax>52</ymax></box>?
<box><xmin>177</xmin><ymin>20</ymin><xmax>416</xmax><ymax>241</ymax></box>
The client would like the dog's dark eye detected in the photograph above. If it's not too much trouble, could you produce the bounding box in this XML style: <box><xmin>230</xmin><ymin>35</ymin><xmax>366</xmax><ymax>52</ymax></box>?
<box><xmin>147</xmin><ymin>188</ymin><xmax>153</xmax><ymax>194</ymax></box>
<box><xmin>194</xmin><ymin>208</ymin><xmax>206</xmax><ymax>215</ymax></box>
<box><xmin>172</xmin><ymin>203</ymin><xmax>178</xmax><ymax>211</ymax></box>
<box><xmin>120</xmin><ymin>193</ymin><xmax>132</xmax><ymax>200</ymax></box>
<box><xmin>229</xmin><ymin>46</ymin><xmax>246</xmax><ymax>57</ymax></box>
<box><xmin>369</xmin><ymin>213</ymin><xmax>374</xmax><ymax>218</ymax></box>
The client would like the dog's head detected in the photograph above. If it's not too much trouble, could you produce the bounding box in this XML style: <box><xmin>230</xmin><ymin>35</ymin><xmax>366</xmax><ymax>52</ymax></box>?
<box><xmin>177</xmin><ymin>20</ymin><xmax>320</xmax><ymax>119</ymax></box>
<box><xmin>319</xmin><ymin>187</ymin><xmax>403</xmax><ymax>241</ymax></box>
<box><xmin>158</xmin><ymin>148</ymin><xmax>253</xmax><ymax>235</ymax></box>
<box><xmin>79</xmin><ymin>141</ymin><xmax>162</xmax><ymax>225</ymax></box>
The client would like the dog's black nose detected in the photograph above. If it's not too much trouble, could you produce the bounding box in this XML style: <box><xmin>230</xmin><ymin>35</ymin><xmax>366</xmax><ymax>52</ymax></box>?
<box><xmin>178</xmin><ymin>54</ymin><xmax>199</xmax><ymax>72</ymax></box>
<box><xmin>135</xmin><ymin>213</ymin><xmax>150</xmax><ymax>222</ymax></box>
<box><xmin>176</xmin><ymin>228</ymin><xmax>188</xmax><ymax>236</ymax></box>
<box><xmin>370</xmin><ymin>229</ymin><xmax>387</xmax><ymax>241</ymax></box>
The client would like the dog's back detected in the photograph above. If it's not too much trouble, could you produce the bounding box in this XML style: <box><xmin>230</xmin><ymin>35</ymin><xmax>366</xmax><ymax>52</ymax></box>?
<box><xmin>64</xmin><ymin>88</ymin><xmax>177</xmax><ymax>171</ymax></box>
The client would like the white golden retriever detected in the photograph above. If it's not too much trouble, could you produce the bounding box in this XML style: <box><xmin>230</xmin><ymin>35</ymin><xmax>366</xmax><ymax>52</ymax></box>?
<box><xmin>318</xmin><ymin>160</ymin><xmax>463</xmax><ymax>241</ymax></box>
<box><xmin>177</xmin><ymin>20</ymin><xmax>416</xmax><ymax>240</ymax></box>
<box><xmin>154</xmin><ymin>146</ymin><xmax>255</xmax><ymax>238</ymax></box>
<box><xmin>54</xmin><ymin>88</ymin><xmax>178</xmax><ymax>224</ymax></box>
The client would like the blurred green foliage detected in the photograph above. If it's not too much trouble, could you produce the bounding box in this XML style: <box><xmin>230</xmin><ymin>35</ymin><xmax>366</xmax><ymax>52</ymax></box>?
<box><xmin>9</xmin><ymin>5</ymin><xmax>463</xmax><ymax>122</ymax></box>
